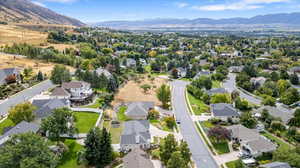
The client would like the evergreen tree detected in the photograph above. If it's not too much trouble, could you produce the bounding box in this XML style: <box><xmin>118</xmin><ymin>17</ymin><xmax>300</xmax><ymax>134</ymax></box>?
<box><xmin>37</xmin><ymin>71</ymin><xmax>44</xmax><ymax>81</ymax></box>
<box><xmin>167</xmin><ymin>151</ymin><xmax>187</xmax><ymax>168</ymax></box>
<box><xmin>159</xmin><ymin>134</ymin><xmax>178</xmax><ymax>165</ymax></box>
<box><xmin>290</xmin><ymin>73</ymin><xmax>299</xmax><ymax>85</ymax></box>
<box><xmin>99</xmin><ymin>128</ymin><xmax>113</xmax><ymax>166</ymax></box>
<box><xmin>107</xmin><ymin>75</ymin><xmax>118</xmax><ymax>93</ymax></box>
<box><xmin>84</xmin><ymin>128</ymin><xmax>102</xmax><ymax>166</ymax></box>
<box><xmin>179</xmin><ymin>141</ymin><xmax>191</xmax><ymax>164</ymax></box>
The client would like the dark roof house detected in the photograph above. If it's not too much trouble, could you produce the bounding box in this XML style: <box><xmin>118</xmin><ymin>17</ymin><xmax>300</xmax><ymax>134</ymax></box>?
<box><xmin>0</xmin><ymin>121</ymin><xmax>39</xmax><ymax>146</ymax></box>
<box><xmin>255</xmin><ymin>106</ymin><xmax>294</xmax><ymax>124</ymax></box>
<box><xmin>125</xmin><ymin>102</ymin><xmax>154</xmax><ymax>120</ymax></box>
<box><xmin>32</xmin><ymin>98</ymin><xmax>70</xmax><ymax>119</ymax></box>
<box><xmin>211</xmin><ymin>103</ymin><xmax>239</xmax><ymax>118</ymax></box>
<box><xmin>123</xmin><ymin>148</ymin><xmax>154</xmax><ymax>168</ymax></box>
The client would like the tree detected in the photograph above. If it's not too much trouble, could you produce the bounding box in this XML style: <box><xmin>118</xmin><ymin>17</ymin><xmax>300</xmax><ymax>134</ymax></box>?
<box><xmin>84</xmin><ymin>127</ymin><xmax>102</xmax><ymax>166</ymax></box>
<box><xmin>270</xmin><ymin>71</ymin><xmax>279</xmax><ymax>81</ymax></box>
<box><xmin>50</xmin><ymin>65</ymin><xmax>71</xmax><ymax>84</ymax></box>
<box><xmin>208</xmin><ymin>126</ymin><xmax>231</xmax><ymax>143</ymax></box>
<box><xmin>37</xmin><ymin>71</ymin><xmax>44</xmax><ymax>81</ymax></box>
<box><xmin>140</xmin><ymin>84</ymin><xmax>151</xmax><ymax>93</ymax></box>
<box><xmin>270</xmin><ymin>121</ymin><xmax>286</xmax><ymax>132</ymax></box>
<box><xmin>273</xmin><ymin>147</ymin><xmax>300</xmax><ymax>168</ymax></box>
<box><xmin>164</xmin><ymin>116</ymin><xmax>176</xmax><ymax>129</ymax></box>
<box><xmin>167</xmin><ymin>151</ymin><xmax>187</xmax><ymax>168</ymax></box>
<box><xmin>192</xmin><ymin>76</ymin><xmax>212</xmax><ymax>90</ymax></box>
<box><xmin>8</xmin><ymin>102</ymin><xmax>36</xmax><ymax>124</ymax></box>
<box><xmin>290</xmin><ymin>73</ymin><xmax>299</xmax><ymax>85</ymax></box>
<box><xmin>41</xmin><ymin>108</ymin><xmax>76</xmax><ymax>142</ymax></box>
<box><xmin>148</xmin><ymin>109</ymin><xmax>160</xmax><ymax>120</ymax></box>
<box><xmin>0</xmin><ymin>133</ymin><xmax>59</xmax><ymax>168</ymax></box>
<box><xmin>231</xmin><ymin>90</ymin><xmax>240</xmax><ymax>101</ymax></box>
<box><xmin>280</xmin><ymin>87</ymin><xmax>300</xmax><ymax>105</ymax></box>
<box><xmin>277</xmin><ymin>80</ymin><xmax>291</xmax><ymax>95</ymax></box>
<box><xmin>159</xmin><ymin>134</ymin><xmax>178</xmax><ymax>165</ymax></box>
<box><xmin>107</xmin><ymin>75</ymin><xmax>119</xmax><ymax>93</ymax></box>
<box><xmin>171</xmin><ymin>68</ymin><xmax>179</xmax><ymax>79</ymax></box>
<box><xmin>288</xmin><ymin>109</ymin><xmax>300</xmax><ymax>127</ymax></box>
<box><xmin>240</xmin><ymin>112</ymin><xmax>257</xmax><ymax>128</ymax></box>
<box><xmin>99</xmin><ymin>128</ymin><xmax>113</xmax><ymax>166</ymax></box>
<box><xmin>210</xmin><ymin>93</ymin><xmax>231</xmax><ymax>104</ymax></box>
<box><xmin>179</xmin><ymin>141</ymin><xmax>191</xmax><ymax>165</ymax></box>
<box><xmin>235</xmin><ymin>97</ymin><xmax>251</xmax><ymax>111</ymax></box>
<box><xmin>262</xmin><ymin>96</ymin><xmax>276</xmax><ymax>106</ymax></box>
<box><xmin>156</xmin><ymin>84</ymin><xmax>171</xmax><ymax>109</ymax></box>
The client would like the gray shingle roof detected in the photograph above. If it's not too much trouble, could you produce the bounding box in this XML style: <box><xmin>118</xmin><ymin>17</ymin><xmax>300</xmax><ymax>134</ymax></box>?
<box><xmin>227</xmin><ymin>124</ymin><xmax>260</xmax><ymax>142</ymax></box>
<box><xmin>95</xmin><ymin>68</ymin><xmax>112</xmax><ymax>78</ymax></box>
<box><xmin>260</xmin><ymin>162</ymin><xmax>291</xmax><ymax>168</ymax></box>
<box><xmin>62</xmin><ymin>81</ymin><xmax>90</xmax><ymax>89</ymax></box>
<box><xmin>246</xmin><ymin>137</ymin><xmax>277</xmax><ymax>153</ymax></box>
<box><xmin>207</xmin><ymin>88</ymin><xmax>227</xmax><ymax>96</ymax></box>
<box><xmin>50</xmin><ymin>87</ymin><xmax>71</xmax><ymax>97</ymax></box>
<box><xmin>121</xmin><ymin>120</ymin><xmax>150</xmax><ymax>146</ymax></box>
<box><xmin>255</xmin><ymin>106</ymin><xmax>293</xmax><ymax>124</ymax></box>
<box><xmin>32</xmin><ymin>99</ymin><xmax>69</xmax><ymax>119</ymax></box>
<box><xmin>125</xmin><ymin>102</ymin><xmax>154</xmax><ymax>118</ymax></box>
<box><xmin>211</xmin><ymin>103</ymin><xmax>239</xmax><ymax>117</ymax></box>
<box><xmin>123</xmin><ymin>148</ymin><xmax>154</xmax><ymax>168</ymax></box>
<box><xmin>0</xmin><ymin>121</ymin><xmax>39</xmax><ymax>145</ymax></box>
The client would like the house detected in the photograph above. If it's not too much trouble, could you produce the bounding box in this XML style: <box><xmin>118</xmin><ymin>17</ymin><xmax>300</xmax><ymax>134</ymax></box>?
<box><xmin>251</xmin><ymin>77</ymin><xmax>267</xmax><ymax>87</ymax></box>
<box><xmin>32</xmin><ymin>98</ymin><xmax>70</xmax><ymax>119</ymax></box>
<box><xmin>211</xmin><ymin>103</ymin><xmax>240</xmax><ymax>122</ymax></box>
<box><xmin>233</xmin><ymin>50</ymin><xmax>243</xmax><ymax>57</ymax></box>
<box><xmin>254</xmin><ymin>106</ymin><xmax>294</xmax><ymax>124</ymax></box>
<box><xmin>227</xmin><ymin>124</ymin><xmax>277</xmax><ymax>157</ymax></box>
<box><xmin>50</xmin><ymin>87</ymin><xmax>71</xmax><ymax>99</ymax></box>
<box><xmin>229</xmin><ymin>66</ymin><xmax>244</xmax><ymax>73</ymax></box>
<box><xmin>123</xmin><ymin>148</ymin><xmax>154</xmax><ymax>168</ymax></box>
<box><xmin>95</xmin><ymin>67</ymin><xmax>113</xmax><ymax>79</ymax></box>
<box><xmin>193</xmin><ymin>71</ymin><xmax>211</xmax><ymax>80</ymax></box>
<box><xmin>0</xmin><ymin>68</ymin><xmax>21</xmax><ymax>85</ymax></box>
<box><xmin>206</xmin><ymin>88</ymin><xmax>228</xmax><ymax>96</ymax></box>
<box><xmin>199</xmin><ymin>59</ymin><xmax>210</xmax><ymax>66</ymax></box>
<box><xmin>260</xmin><ymin>162</ymin><xmax>291</xmax><ymax>168</ymax></box>
<box><xmin>139</xmin><ymin>58</ymin><xmax>147</xmax><ymax>66</ymax></box>
<box><xmin>126</xmin><ymin>58</ymin><xmax>137</xmax><ymax>67</ymax></box>
<box><xmin>0</xmin><ymin>121</ymin><xmax>39</xmax><ymax>146</ymax></box>
<box><xmin>120</xmin><ymin>120</ymin><xmax>151</xmax><ymax>152</ymax></box>
<box><xmin>62</xmin><ymin>81</ymin><xmax>93</xmax><ymax>103</ymax></box>
<box><xmin>176</xmin><ymin>67</ymin><xmax>187</xmax><ymax>78</ymax></box>
<box><xmin>125</xmin><ymin>102</ymin><xmax>154</xmax><ymax>120</ymax></box>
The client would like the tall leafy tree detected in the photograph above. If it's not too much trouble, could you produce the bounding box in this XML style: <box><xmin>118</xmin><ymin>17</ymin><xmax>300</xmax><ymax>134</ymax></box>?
<box><xmin>0</xmin><ymin>133</ymin><xmax>59</xmax><ymax>168</ymax></box>
<box><xmin>50</xmin><ymin>65</ymin><xmax>71</xmax><ymax>84</ymax></box>
<box><xmin>167</xmin><ymin>151</ymin><xmax>187</xmax><ymax>168</ymax></box>
<box><xmin>8</xmin><ymin>102</ymin><xmax>36</xmax><ymax>124</ymax></box>
<box><xmin>179</xmin><ymin>141</ymin><xmax>191</xmax><ymax>165</ymax></box>
<box><xmin>156</xmin><ymin>84</ymin><xmax>171</xmax><ymax>109</ymax></box>
<box><xmin>41</xmin><ymin>108</ymin><xmax>76</xmax><ymax>142</ymax></box>
<box><xmin>159</xmin><ymin>134</ymin><xmax>178</xmax><ymax>165</ymax></box>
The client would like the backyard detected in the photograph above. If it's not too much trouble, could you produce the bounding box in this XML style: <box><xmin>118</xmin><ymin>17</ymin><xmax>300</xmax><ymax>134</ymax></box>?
<box><xmin>74</xmin><ymin>112</ymin><xmax>99</xmax><ymax>133</ymax></box>
<box><xmin>261</xmin><ymin>131</ymin><xmax>294</xmax><ymax>151</ymax></box>
<box><xmin>103</xmin><ymin>120</ymin><xmax>124</xmax><ymax>144</ymax></box>
<box><xmin>58</xmin><ymin>139</ymin><xmax>84</xmax><ymax>168</ymax></box>
<box><xmin>187</xmin><ymin>93</ymin><xmax>210</xmax><ymax>115</ymax></box>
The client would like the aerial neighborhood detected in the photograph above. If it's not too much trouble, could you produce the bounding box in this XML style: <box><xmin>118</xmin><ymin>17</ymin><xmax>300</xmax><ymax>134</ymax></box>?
<box><xmin>0</xmin><ymin>1</ymin><xmax>300</xmax><ymax>168</ymax></box>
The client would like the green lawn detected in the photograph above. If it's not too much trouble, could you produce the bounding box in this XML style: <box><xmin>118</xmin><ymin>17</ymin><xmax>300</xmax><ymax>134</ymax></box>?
<box><xmin>117</xmin><ymin>106</ymin><xmax>130</xmax><ymax>121</ymax></box>
<box><xmin>187</xmin><ymin>93</ymin><xmax>210</xmax><ymax>115</ymax></box>
<box><xmin>58</xmin><ymin>139</ymin><xmax>84</xmax><ymax>168</ymax></box>
<box><xmin>212</xmin><ymin>80</ymin><xmax>221</xmax><ymax>88</ymax></box>
<box><xmin>261</xmin><ymin>131</ymin><xmax>293</xmax><ymax>151</ymax></box>
<box><xmin>74</xmin><ymin>112</ymin><xmax>99</xmax><ymax>133</ymax></box>
<box><xmin>225</xmin><ymin>160</ymin><xmax>241</xmax><ymax>168</ymax></box>
<box><xmin>82</xmin><ymin>98</ymin><xmax>104</xmax><ymax>109</ymax></box>
<box><xmin>0</xmin><ymin>118</ymin><xmax>14</xmax><ymax>135</ymax></box>
<box><xmin>212</xmin><ymin>141</ymin><xmax>230</xmax><ymax>154</ymax></box>
<box><xmin>201</xmin><ymin>120</ymin><xmax>214</xmax><ymax>129</ymax></box>
<box><xmin>150</xmin><ymin>119</ymin><xmax>173</xmax><ymax>132</ymax></box>
<box><xmin>103</xmin><ymin>120</ymin><xmax>124</xmax><ymax>144</ymax></box>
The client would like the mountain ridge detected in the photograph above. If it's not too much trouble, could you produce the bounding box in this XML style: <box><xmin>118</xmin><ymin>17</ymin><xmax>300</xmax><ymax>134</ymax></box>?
<box><xmin>0</xmin><ymin>0</ymin><xmax>85</xmax><ymax>26</ymax></box>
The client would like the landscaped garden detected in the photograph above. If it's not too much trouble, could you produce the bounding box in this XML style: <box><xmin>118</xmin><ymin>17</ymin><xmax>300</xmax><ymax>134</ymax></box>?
<box><xmin>0</xmin><ymin>118</ymin><xmax>14</xmax><ymax>135</ymax></box>
<box><xmin>117</xmin><ymin>106</ymin><xmax>130</xmax><ymax>121</ymax></box>
<box><xmin>58</xmin><ymin>139</ymin><xmax>84</xmax><ymax>168</ymax></box>
<box><xmin>187</xmin><ymin>93</ymin><xmax>210</xmax><ymax>115</ymax></box>
<box><xmin>74</xmin><ymin>112</ymin><xmax>99</xmax><ymax>133</ymax></box>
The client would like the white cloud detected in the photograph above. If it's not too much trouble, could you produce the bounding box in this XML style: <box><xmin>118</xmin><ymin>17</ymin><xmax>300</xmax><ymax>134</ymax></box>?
<box><xmin>192</xmin><ymin>0</ymin><xmax>289</xmax><ymax>11</ymax></box>
<box><xmin>174</xmin><ymin>2</ymin><xmax>189</xmax><ymax>8</ymax></box>
<box><xmin>31</xmin><ymin>1</ymin><xmax>46</xmax><ymax>7</ymax></box>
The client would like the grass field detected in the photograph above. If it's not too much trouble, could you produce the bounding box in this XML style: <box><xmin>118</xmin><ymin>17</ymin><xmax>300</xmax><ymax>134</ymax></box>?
<box><xmin>117</xmin><ymin>106</ymin><xmax>130</xmax><ymax>121</ymax></box>
<box><xmin>150</xmin><ymin>119</ymin><xmax>173</xmax><ymax>132</ymax></box>
<box><xmin>74</xmin><ymin>112</ymin><xmax>99</xmax><ymax>133</ymax></box>
<box><xmin>212</xmin><ymin>141</ymin><xmax>230</xmax><ymax>154</ymax></box>
<box><xmin>0</xmin><ymin>118</ymin><xmax>14</xmax><ymax>135</ymax></box>
<box><xmin>225</xmin><ymin>160</ymin><xmax>241</xmax><ymax>168</ymax></box>
<box><xmin>58</xmin><ymin>139</ymin><xmax>84</xmax><ymax>168</ymax></box>
<box><xmin>103</xmin><ymin>120</ymin><xmax>124</xmax><ymax>144</ymax></box>
<box><xmin>187</xmin><ymin>93</ymin><xmax>210</xmax><ymax>115</ymax></box>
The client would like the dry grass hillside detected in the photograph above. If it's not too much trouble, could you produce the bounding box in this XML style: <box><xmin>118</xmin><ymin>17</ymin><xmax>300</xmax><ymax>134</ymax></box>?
<box><xmin>0</xmin><ymin>24</ymin><xmax>47</xmax><ymax>46</ymax></box>
<box><xmin>0</xmin><ymin>53</ymin><xmax>75</xmax><ymax>75</ymax></box>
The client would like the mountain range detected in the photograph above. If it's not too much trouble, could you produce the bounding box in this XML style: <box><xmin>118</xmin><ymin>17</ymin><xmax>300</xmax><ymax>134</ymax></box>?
<box><xmin>0</xmin><ymin>0</ymin><xmax>85</xmax><ymax>26</ymax></box>
<box><xmin>94</xmin><ymin>12</ymin><xmax>300</xmax><ymax>29</ymax></box>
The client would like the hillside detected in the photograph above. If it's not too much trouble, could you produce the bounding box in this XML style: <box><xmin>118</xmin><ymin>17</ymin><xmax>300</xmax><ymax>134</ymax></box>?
<box><xmin>95</xmin><ymin>12</ymin><xmax>300</xmax><ymax>29</ymax></box>
<box><xmin>0</xmin><ymin>0</ymin><xmax>85</xmax><ymax>26</ymax></box>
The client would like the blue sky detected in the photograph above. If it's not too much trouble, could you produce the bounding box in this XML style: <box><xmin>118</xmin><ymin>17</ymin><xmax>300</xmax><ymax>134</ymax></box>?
<box><xmin>31</xmin><ymin>0</ymin><xmax>300</xmax><ymax>22</ymax></box>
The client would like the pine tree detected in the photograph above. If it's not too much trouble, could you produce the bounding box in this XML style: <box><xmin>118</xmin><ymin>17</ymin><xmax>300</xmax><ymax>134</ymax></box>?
<box><xmin>37</xmin><ymin>71</ymin><xmax>44</xmax><ymax>81</ymax></box>
<box><xmin>159</xmin><ymin>134</ymin><xmax>178</xmax><ymax>165</ymax></box>
<box><xmin>179</xmin><ymin>141</ymin><xmax>191</xmax><ymax>164</ymax></box>
<box><xmin>84</xmin><ymin>128</ymin><xmax>102</xmax><ymax>166</ymax></box>
<box><xmin>99</xmin><ymin>128</ymin><xmax>113</xmax><ymax>166</ymax></box>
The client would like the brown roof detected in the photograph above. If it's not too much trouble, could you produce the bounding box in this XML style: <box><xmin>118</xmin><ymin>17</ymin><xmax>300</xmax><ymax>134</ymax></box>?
<box><xmin>62</xmin><ymin>81</ymin><xmax>89</xmax><ymax>89</ymax></box>
<box><xmin>50</xmin><ymin>87</ymin><xmax>70</xmax><ymax>97</ymax></box>
<box><xmin>123</xmin><ymin>148</ymin><xmax>154</xmax><ymax>168</ymax></box>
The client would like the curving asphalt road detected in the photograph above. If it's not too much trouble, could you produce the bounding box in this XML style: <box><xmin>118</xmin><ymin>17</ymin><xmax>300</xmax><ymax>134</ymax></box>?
<box><xmin>223</xmin><ymin>73</ymin><xmax>262</xmax><ymax>105</ymax></box>
<box><xmin>171</xmin><ymin>80</ymin><xmax>219</xmax><ymax>168</ymax></box>
<box><xmin>0</xmin><ymin>80</ymin><xmax>55</xmax><ymax>117</ymax></box>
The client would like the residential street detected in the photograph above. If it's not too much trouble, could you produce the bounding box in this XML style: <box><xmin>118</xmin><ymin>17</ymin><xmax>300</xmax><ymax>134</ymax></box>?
<box><xmin>0</xmin><ymin>80</ymin><xmax>55</xmax><ymax>116</ymax></box>
<box><xmin>223</xmin><ymin>73</ymin><xmax>262</xmax><ymax>105</ymax></box>
<box><xmin>171</xmin><ymin>80</ymin><xmax>219</xmax><ymax>168</ymax></box>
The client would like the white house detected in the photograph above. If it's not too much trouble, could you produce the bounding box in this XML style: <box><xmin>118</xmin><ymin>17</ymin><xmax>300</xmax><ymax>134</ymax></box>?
<box><xmin>62</xmin><ymin>81</ymin><xmax>93</xmax><ymax>102</ymax></box>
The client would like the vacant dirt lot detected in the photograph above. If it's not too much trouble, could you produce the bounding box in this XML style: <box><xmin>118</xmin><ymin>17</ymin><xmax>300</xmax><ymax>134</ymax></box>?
<box><xmin>0</xmin><ymin>53</ymin><xmax>74</xmax><ymax>75</ymax></box>
<box><xmin>112</xmin><ymin>75</ymin><xmax>168</xmax><ymax>106</ymax></box>
<box><xmin>0</xmin><ymin>25</ymin><xmax>47</xmax><ymax>46</ymax></box>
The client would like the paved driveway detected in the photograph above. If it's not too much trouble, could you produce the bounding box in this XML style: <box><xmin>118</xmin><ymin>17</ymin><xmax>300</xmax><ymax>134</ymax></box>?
<box><xmin>171</xmin><ymin>80</ymin><xmax>218</xmax><ymax>168</ymax></box>
<box><xmin>0</xmin><ymin>80</ymin><xmax>55</xmax><ymax>116</ymax></box>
